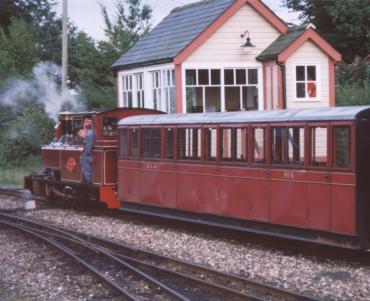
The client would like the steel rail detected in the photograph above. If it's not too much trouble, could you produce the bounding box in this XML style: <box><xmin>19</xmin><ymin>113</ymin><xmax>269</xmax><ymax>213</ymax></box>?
<box><xmin>0</xmin><ymin>219</ymin><xmax>139</xmax><ymax>301</ymax></box>
<box><xmin>0</xmin><ymin>213</ymin><xmax>255</xmax><ymax>301</ymax></box>
<box><xmin>0</xmin><ymin>213</ymin><xmax>318</xmax><ymax>301</ymax></box>
<box><xmin>0</xmin><ymin>214</ymin><xmax>191</xmax><ymax>301</ymax></box>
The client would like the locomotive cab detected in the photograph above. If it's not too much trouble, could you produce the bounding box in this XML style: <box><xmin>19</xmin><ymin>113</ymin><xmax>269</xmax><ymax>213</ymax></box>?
<box><xmin>25</xmin><ymin>108</ymin><xmax>163</xmax><ymax>208</ymax></box>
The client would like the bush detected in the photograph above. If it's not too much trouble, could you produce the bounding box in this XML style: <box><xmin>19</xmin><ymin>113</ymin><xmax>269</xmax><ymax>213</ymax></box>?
<box><xmin>336</xmin><ymin>81</ymin><xmax>370</xmax><ymax>106</ymax></box>
<box><xmin>0</xmin><ymin>101</ymin><xmax>54</xmax><ymax>167</ymax></box>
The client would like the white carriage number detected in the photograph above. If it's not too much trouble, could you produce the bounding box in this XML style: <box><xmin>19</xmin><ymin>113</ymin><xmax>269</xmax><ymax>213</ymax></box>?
<box><xmin>145</xmin><ymin>163</ymin><xmax>158</xmax><ymax>169</ymax></box>
<box><xmin>283</xmin><ymin>171</ymin><xmax>295</xmax><ymax>180</ymax></box>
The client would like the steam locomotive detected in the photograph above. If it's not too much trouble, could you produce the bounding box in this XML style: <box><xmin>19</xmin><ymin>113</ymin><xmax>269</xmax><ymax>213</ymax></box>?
<box><xmin>25</xmin><ymin>106</ymin><xmax>370</xmax><ymax>250</ymax></box>
<box><xmin>24</xmin><ymin>108</ymin><xmax>162</xmax><ymax>208</ymax></box>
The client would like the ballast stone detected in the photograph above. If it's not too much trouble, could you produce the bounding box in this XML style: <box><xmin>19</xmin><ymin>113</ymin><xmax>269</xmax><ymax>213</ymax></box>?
<box><xmin>25</xmin><ymin>200</ymin><xmax>36</xmax><ymax>210</ymax></box>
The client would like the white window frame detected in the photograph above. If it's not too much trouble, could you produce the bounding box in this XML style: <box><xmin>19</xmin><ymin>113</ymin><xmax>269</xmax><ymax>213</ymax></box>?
<box><xmin>122</xmin><ymin>75</ymin><xmax>133</xmax><ymax>108</ymax></box>
<box><xmin>152</xmin><ymin>71</ymin><xmax>162</xmax><ymax>111</ymax></box>
<box><xmin>162</xmin><ymin>69</ymin><xmax>176</xmax><ymax>113</ymax></box>
<box><xmin>183</xmin><ymin>66</ymin><xmax>261</xmax><ymax>113</ymax></box>
<box><xmin>294</xmin><ymin>64</ymin><xmax>320</xmax><ymax>101</ymax></box>
<box><xmin>118</xmin><ymin>63</ymin><xmax>175</xmax><ymax>110</ymax></box>
<box><xmin>185</xmin><ymin>69</ymin><xmax>222</xmax><ymax>113</ymax></box>
<box><xmin>134</xmin><ymin>73</ymin><xmax>145</xmax><ymax>108</ymax></box>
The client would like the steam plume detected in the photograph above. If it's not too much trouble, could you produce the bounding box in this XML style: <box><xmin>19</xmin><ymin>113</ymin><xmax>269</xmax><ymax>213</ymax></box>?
<box><xmin>0</xmin><ymin>62</ymin><xmax>84</xmax><ymax>121</ymax></box>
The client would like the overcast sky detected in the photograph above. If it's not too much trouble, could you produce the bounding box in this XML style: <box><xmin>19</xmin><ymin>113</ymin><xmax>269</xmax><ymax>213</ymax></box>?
<box><xmin>53</xmin><ymin>0</ymin><xmax>301</xmax><ymax>41</ymax></box>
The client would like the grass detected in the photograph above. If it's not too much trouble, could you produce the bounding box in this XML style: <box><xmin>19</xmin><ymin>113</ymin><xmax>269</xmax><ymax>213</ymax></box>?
<box><xmin>0</xmin><ymin>156</ymin><xmax>40</xmax><ymax>186</ymax></box>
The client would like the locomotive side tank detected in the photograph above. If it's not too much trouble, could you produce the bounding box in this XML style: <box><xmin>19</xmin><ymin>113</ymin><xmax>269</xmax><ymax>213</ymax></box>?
<box><xmin>25</xmin><ymin>108</ymin><xmax>163</xmax><ymax>208</ymax></box>
<box><xmin>117</xmin><ymin>106</ymin><xmax>370</xmax><ymax>249</ymax></box>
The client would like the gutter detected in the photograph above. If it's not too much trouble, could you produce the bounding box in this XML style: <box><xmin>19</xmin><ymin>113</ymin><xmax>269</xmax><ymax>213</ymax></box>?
<box><xmin>276</xmin><ymin>60</ymin><xmax>287</xmax><ymax>109</ymax></box>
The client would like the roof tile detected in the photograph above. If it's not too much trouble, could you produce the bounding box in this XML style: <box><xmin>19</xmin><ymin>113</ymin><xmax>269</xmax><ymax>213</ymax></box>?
<box><xmin>111</xmin><ymin>0</ymin><xmax>234</xmax><ymax>70</ymax></box>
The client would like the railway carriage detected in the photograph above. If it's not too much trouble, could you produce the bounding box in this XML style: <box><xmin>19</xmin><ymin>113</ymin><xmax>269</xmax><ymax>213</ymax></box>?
<box><xmin>117</xmin><ymin>106</ymin><xmax>370</xmax><ymax>249</ymax></box>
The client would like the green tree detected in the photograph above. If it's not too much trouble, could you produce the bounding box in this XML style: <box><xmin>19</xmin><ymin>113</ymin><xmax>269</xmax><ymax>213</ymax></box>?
<box><xmin>283</xmin><ymin>0</ymin><xmax>370</xmax><ymax>63</ymax></box>
<box><xmin>69</xmin><ymin>0</ymin><xmax>153</xmax><ymax>110</ymax></box>
<box><xmin>0</xmin><ymin>18</ymin><xmax>40</xmax><ymax>80</ymax></box>
<box><xmin>0</xmin><ymin>102</ymin><xmax>54</xmax><ymax>167</ymax></box>
<box><xmin>69</xmin><ymin>32</ymin><xmax>116</xmax><ymax>109</ymax></box>
<box><xmin>100</xmin><ymin>0</ymin><xmax>152</xmax><ymax>60</ymax></box>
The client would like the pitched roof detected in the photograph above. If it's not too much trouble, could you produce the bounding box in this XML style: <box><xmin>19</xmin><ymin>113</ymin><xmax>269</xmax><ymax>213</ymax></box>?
<box><xmin>256</xmin><ymin>25</ymin><xmax>306</xmax><ymax>61</ymax></box>
<box><xmin>111</xmin><ymin>0</ymin><xmax>235</xmax><ymax>70</ymax></box>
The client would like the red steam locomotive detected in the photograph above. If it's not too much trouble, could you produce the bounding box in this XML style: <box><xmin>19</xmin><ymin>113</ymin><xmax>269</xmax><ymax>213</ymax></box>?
<box><xmin>25</xmin><ymin>108</ymin><xmax>162</xmax><ymax>208</ymax></box>
<box><xmin>26</xmin><ymin>106</ymin><xmax>370</xmax><ymax>250</ymax></box>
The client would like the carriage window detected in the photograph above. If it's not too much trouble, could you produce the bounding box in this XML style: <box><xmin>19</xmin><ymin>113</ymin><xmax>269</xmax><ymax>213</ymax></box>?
<box><xmin>221</xmin><ymin>128</ymin><xmax>248</xmax><ymax>162</ymax></box>
<box><xmin>206</xmin><ymin>128</ymin><xmax>217</xmax><ymax>161</ymax></box>
<box><xmin>288</xmin><ymin>127</ymin><xmax>305</xmax><ymax>165</ymax></box>
<box><xmin>310</xmin><ymin>127</ymin><xmax>327</xmax><ymax>166</ymax></box>
<box><xmin>178</xmin><ymin>128</ymin><xmax>201</xmax><ymax>160</ymax></box>
<box><xmin>119</xmin><ymin>129</ymin><xmax>128</xmax><ymax>158</ymax></box>
<box><xmin>271</xmin><ymin>127</ymin><xmax>287</xmax><ymax>164</ymax></box>
<box><xmin>253</xmin><ymin>128</ymin><xmax>266</xmax><ymax>163</ymax></box>
<box><xmin>165</xmin><ymin>128</ymin><xmax>175</xmax><ymax>159</ymax></box>
<box><xmin>102</xmin><ymin>117</ymin><xmax>118</xmax><ymax>137</ymax></box>
<box><xmin>333</xmin><ymin>126</ymin><xmax>350</xmax><ymax>168</ymax></box>
<box><xmin>129</xmin><ymin>128</ymin><xmax>139</xmax><ymax>158</ymax></box>
<box><xmin>142</xmin><ymin>128</ymin><xmax>161</xmax><ymax>159</ymax></box>
<box><xmin>272</xmin><ymin>127</ymin><xmax>305</xmax><ymax>165</ymax></box>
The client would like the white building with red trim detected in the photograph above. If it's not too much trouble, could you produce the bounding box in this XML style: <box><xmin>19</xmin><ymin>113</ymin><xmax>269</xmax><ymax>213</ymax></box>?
<box><xmin>112</xmin><ymin>0</ymin><xmax>341</xmax><ymax>114</ymax></box>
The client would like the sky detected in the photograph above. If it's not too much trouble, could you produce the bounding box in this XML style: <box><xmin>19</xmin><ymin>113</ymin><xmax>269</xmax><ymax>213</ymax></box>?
<box><xmin>53</xmin><ymin>0</ymin><xmax>301</xmax><ymax>41</ymax></box>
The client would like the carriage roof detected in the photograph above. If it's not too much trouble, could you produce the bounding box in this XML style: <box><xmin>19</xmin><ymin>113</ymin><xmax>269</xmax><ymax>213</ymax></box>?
<box><xmin>118</xmin><ymin>106</ymin><xmax>370</xmax><ymax>126</ymax></box>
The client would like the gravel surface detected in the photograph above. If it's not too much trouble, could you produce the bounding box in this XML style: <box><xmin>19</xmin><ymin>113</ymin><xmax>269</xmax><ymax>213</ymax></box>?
<box><xmin>0</xmin><ymin>229</ymin><xmax>121</xmax><ymax>301</ymax></box>
<box><xmin>1</xmin><ymin>193</ymin><xmax>370</xmax><ymax>301</ymax></box>
<box><xmin>0</xmin><ymin>194</ymin><xmax>26</xmax><ymax>210</ymax></box>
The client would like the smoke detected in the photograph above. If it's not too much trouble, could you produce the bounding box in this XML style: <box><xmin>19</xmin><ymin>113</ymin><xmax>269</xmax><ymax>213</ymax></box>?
<box><xmin>0</xmin><ymin>61</ymin><xmax>84</xmax><ymax>121</ymax></box>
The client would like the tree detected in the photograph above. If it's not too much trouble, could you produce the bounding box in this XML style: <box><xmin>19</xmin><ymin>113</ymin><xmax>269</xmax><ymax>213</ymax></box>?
<box><xmin>0</xmin><ymin>18</ymin><xmax>40</xmax><ymax>80</ymax></box>
<box><xmin>283</xmin><ymin>0</ymin><xmax>370</xmax><ymax>63</ymax></box>
<box><xmin>69</xmin><ymin>32</ymin><xmax>116</xmax><ymax>109</ymax></box>
<box><xmin>0</xmin><ymin>0</ymin><xmax>55</xmax><ymax>34</ymax></box>
<box><xmin>100</xmin><ymin>0</ymin><xmax>152</xmax><ymax>60</ymax></box>
<box><xmin>69</xmin><ymin>0</ymin><xmax>153</xmax><ymax>110</ymax></box>
<box><xmin>0</xmin><ymin>102</ymin><xmax>54</xmax><ymax>167</ymax></box>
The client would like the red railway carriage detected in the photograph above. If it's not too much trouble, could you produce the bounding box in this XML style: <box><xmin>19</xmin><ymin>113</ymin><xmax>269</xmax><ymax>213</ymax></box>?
<box><xmin>117</xmin><ymin>106</ymin><xmax>370</xmax><ymax>249</ymax></box>
<box><xmin>25</xmin><ymin>108</ymin><xmax>162</xmax><ymax>208</ymax></box>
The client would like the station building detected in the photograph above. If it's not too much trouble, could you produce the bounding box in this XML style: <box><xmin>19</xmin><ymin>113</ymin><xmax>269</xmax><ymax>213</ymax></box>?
<box><xmin>112</xmin><ymin>0</ymin><xmax>341</xmax><ymax>114</ymax></box>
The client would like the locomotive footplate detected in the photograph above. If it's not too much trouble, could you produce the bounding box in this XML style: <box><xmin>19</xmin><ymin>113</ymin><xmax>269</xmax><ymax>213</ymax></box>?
<box><xmin>24</xmin><ymin>176</ymin><xmax>119</xmax><ymax>209</ymax></box>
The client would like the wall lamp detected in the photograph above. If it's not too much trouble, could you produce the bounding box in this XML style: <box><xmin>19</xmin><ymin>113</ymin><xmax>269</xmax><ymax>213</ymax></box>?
<box><xmin>240</xmin><ymin>30</ymin><xmax>256</xmax><ymax>54</ymax></box>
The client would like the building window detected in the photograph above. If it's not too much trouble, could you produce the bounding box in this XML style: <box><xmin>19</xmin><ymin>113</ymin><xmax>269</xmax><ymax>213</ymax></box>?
<box><xmin>185</xmin><ymin>69</ymin><xmax>222</xmax><ymax>113</ymax></box>
<box><xmin>185</xmin><ymin>68</ymin><xmax>258</xmax><ymax>113</ymax></box>
<box><xmin>152</xmin><ymin>71</ymin><xmax>161</xmax><ymax>111</ymax></box>
<box><xmin>333</xmin><ymin>126</ymin><xmax>350</xmax><ymax>168</ymax></box>
<box><xmin>221</xmin><ymin>128</ymin><xmax>248</xmax><ymax>162</ymax></box>
<box><xmin>296</xmin><ymin>65</ymin><xmax>318</xmax><ymax>99</ymax></box>
<box><xmin>135</xmin><ymin>73</ymin><xmax>145</xmax><ymax>108</ymax></box>
<box><xmin>151</xmin><ymin>69</ymin><xmax>176</xmax><ymax>113</ymax></box>
<box><xmin>142</xmin><ymin>128</ymin><xmax>161</xmax><ymax>159</ymax></box>
<box><xmin>310</xmin><ymin>126</ymin><xmax>327</xmax><ymax>166</ymax></box>
<box><xmin>225</xmin><ymin>68</ymin><xmax>258</xmax><ymax>111</ymax></box>
<box><xmin>163</xmin><ymin>69</ymin><xmax>176</xmax><ymax>113</ymax></box>
<box><xmin>122</xmin><ymin>75</ymin><xmax>133</xmax><ymax>107</ymax></box>
<box><xmin>178</xmin><ymin>128</ymin><xmax>201</xmax><ymax>160</ymax></box>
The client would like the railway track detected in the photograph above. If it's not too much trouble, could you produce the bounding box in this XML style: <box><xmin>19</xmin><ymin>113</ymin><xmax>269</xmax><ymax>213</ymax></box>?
<box><xmin>0</xmin><ymin>212</ymin><xmax>317</xmax><ymax>301</ymax></box>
